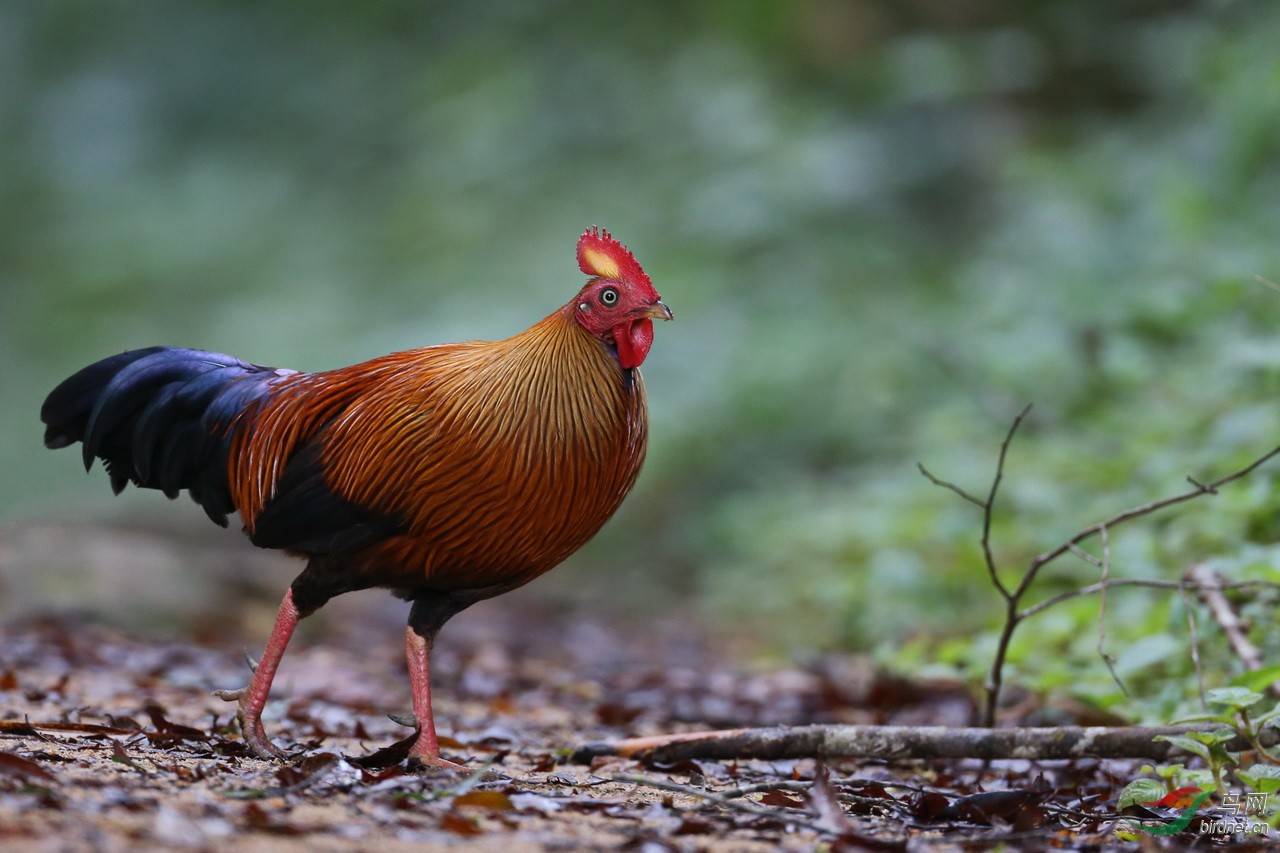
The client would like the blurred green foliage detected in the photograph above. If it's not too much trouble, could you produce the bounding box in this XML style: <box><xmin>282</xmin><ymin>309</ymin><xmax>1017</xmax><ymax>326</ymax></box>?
<box><xmin>7</xmin><ymin>1</ymin><xmax>1280</xmax><ymax>719</ymax></box>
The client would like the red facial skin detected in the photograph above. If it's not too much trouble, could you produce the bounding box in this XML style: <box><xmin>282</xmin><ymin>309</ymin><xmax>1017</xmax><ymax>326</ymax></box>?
<box><xmin>571</xmin><ymin>279</ymin><xmax>668</xmax><ymax>368</ymax></box>
<box><xmin>571</xmin><ymin>227</ymin><xmax>670</xmax><ymax>369</ymax></box>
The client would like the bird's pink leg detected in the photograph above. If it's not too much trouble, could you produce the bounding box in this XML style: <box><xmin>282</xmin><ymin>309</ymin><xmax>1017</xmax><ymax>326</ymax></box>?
<box><xmin>404</xmin><ymin>626</ymin><xmax>466</xmax><ymax>770</ymax></box>
<box><xmin>213</xmin><ymin>588</ymin><xmax>300</xmax><ymax>759</ymax></box>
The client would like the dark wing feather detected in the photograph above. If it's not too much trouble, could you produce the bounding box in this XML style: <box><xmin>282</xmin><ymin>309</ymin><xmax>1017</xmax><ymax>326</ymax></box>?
<box><xmin>45</xmin><ymin>345</ymin><xmax>406</xmax><ymax>552</ymax></box>
<box><xmin>42</xmin><ymin>346</ymin><xmax>288</xmax><ymax>527</ymax></box>
<box><xmin>41</xmin><ymin>347</ymin><xmax>169</xmax><ymax>448</ymax></box>
<box><xmin>249</xmin><ymin>442</ymin><xmax>408</xmax><ymax>555</ymax></box>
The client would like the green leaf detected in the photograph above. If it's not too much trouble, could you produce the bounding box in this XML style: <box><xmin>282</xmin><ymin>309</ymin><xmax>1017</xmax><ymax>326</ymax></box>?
<box><xmin>1154</xmin><ymin>734</ymin><xmax>1211</xmax><ymax>762</ymax></box>
<box><xmin>1161</xmin><ymin>729</ymin><xmax>1242</xmax><ymax>771</ymax></box>
<box><xmin>1178</xmin><ymin>769</ymin><xmax>1217</xmax><ymax>792</ymax></box>
<box><xmin>1206</xmin><ymin>741</ymin><xmax>1238</xmax><ymax>769</ymax></box>
<box><xmin>1186</xmin><ymin>729</ymin><xmax>1238</xmax><ymax>746</ymax></box>
<box><xmin>1236</xmin><ymin>765</ymin><xmax>1280</xmax><ymax>794</ymax></box>
<box><xmin>1139</xmin><ymin>763</ymin><xmax>1185</xmax><ymax>780</ymax></box>
<box><xmin>1206</xmin><ymin>687</ymin><xmax>1266</xmax><ymax>711</ymax></box>
<box><xmin>1230</xmin><ymin>667</ymin><xmax>1280</xmax><ymax>694</ymax></box>
<box><xmin>1171</xmin><ymin>712</ymin><xmax>1231</xmax><ymax>726</ymax></box>
<box><xmin>1118</xmin><ymin>778</ymin><xmax>1167</xmax><ymax>810</ymax></box>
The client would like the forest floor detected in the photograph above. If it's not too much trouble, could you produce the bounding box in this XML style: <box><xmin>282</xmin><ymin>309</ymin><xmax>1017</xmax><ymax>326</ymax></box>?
<box><xmin>0</xmin><ymin>522</ymin><xmax>1272</xmax><ymax>850</ymax></box>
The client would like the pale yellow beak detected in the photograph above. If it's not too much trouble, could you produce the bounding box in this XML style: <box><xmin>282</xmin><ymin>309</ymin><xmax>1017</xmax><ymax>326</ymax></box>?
<box><xmin>639</xmin><ymin>300</ymin><xmax>673</xmax><ymax>321</ymax></box>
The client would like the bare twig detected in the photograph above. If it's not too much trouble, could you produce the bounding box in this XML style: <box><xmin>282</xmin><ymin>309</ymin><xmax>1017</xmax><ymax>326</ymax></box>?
<box><xmin>1187</xmin><ymin>564</ymin><xmax>1263</xmax><ymax>669</ymax></box>
<box><xmin>983</xmin><ymin>404</ymin><xmax>1032</xmax><ymax>600</ymax></box>
<box><xmin>1093</xmin><ymin>527</ymin><xmax>1126</xmax><ymax>696</ymax></box>
<box><xmin>917</xmin><ymin>404</ymin><xmax>1032</xmax><ymax>602</ymax></box>
<box><xmin>916</xmin><ymin>463</ymin><xmax>986</xmax><ymax>508</ymax></box>
<box><xmin>993</xmin><ymin>435</ymin><xmax>1280</xmax><ymax>719</ymax></box>
<box><xmin>921</xmin><ymin>414</ymin><xmax>1280</xmax><ymax>726</ymax></box>
<box><xmin>1018</xmin><ymin>578</ymin><xmax>1280</xmax><ymax>619</ymax></box>
<box><xmin>1180</xmin><ymin>583</ymin><xmax>1208</xmax><ymax>708</ymax></box>
<box><xmin>1067</xmin><ymin>543</ymin><xmax>1102</xmax><ymax>568</ymax></box>
<box><xmin>1018</xmin><ymin>443</ymin><xmax>1280</xmax><ymax>597</ymax></box>
<box><xmin>1186</xmin><ymin>564</ymin><xmax>1280</xmax><ymax>698</ymax></box>
<box><xmin>919</xmin><ymin>406</ymin><xmax>1030</xmax><ymax>724</ymax></box>
<box><xmin>1062</xmin><ymin>533</ymin><xmax>1127</xmax><ymax>694</ymax></box>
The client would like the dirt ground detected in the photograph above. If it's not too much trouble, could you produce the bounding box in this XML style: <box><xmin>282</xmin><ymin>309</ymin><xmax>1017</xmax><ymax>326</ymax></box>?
<box><xmin>0</xmin><ymin>609</ymin><xmax>806</xmax><ymax>850</ymax></box>
<box><xmin>0</xmin><ymin>602</ymin><xmax>887</xmax><ymax>852</ymax></box>
<box><xmin>0</xmin><ymin>520</ymin><xmax>1271</xmax><ymax>850</ymax></box>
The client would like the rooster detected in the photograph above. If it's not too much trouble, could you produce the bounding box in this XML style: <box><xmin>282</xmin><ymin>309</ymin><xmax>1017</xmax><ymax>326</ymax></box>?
<box><xmin>40</xmin><ymin>227</ymin><xmax>671</xmax><ymax>768</ymax></box>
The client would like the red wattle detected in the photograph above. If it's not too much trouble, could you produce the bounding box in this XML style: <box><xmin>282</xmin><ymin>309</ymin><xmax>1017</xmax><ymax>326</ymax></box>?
<box><xmin>614</xmin><ymin>319</ymin><xmax>654</xmax><ymax>369</ymax></box>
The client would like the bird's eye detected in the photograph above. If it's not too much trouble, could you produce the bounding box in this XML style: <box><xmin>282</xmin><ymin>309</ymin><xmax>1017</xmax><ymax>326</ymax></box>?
<box><xmin>600</xmin><ymin>287</ymin><xmax>619</xmax><ymax>307</ymax></box>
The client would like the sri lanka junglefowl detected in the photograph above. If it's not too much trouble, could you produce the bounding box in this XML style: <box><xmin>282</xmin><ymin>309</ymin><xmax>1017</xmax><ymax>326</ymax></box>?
<box><xmin>40</xmin><ymin>227</ymin><xmax>671</xmax><ymax>768</ymax></box>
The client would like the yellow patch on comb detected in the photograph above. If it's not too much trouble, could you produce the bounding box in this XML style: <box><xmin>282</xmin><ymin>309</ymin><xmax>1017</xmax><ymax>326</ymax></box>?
<box><xmin>576</xmin><ymin>226</ymin><xmax>654</xmax><ymax>290</ymax></box>
<box><xmin>580</xmin><ymin>247</ymin><xmax>620</xmax><ymax>279</ymax></box>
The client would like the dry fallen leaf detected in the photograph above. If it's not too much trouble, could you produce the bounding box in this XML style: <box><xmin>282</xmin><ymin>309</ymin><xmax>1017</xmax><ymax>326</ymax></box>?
<box><xmin>453</xmin><ymin>790</ymin><xmax>515</xmax><ymax>811</ymax></box>
<box><xmin>0</xmin><ymin>751</ymin><xmax>56</xmax><ymax>784</ymax></box>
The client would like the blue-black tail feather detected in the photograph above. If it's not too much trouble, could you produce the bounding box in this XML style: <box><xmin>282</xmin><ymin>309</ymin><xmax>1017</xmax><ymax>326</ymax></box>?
<box><xmin>41</xmin><ymin>347</ymin><xmax>291</xmax><ymax>526</ymax></box>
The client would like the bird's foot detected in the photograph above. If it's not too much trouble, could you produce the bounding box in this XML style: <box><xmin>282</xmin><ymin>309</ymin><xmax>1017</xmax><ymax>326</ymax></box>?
<box><xmin>407</xmin><ymin>751</ymin><xmax>471</xmax><ymax>774</ymax></box>
<box><xmin>406</xmin><ymin>747</ymin><xmax>509</xmax><ymax>781</ymax></box>
<box><xmin>391</xmin><ymin>722</ymin><xmax>469</xmax><ymax>773</ymax></box>
<box><xmin>386</xmin><ymin>713</ymin><xmax>466</xmax><ymax>772</ymax></box>
<box><xmin>213</xmin><ymin>686</ymin><xmax>287</xmax><ymax>760</ymax></box>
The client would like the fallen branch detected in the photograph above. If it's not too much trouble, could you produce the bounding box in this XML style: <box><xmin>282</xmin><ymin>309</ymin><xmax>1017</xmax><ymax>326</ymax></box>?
<box><xmin>574</xmin><ymin>722</ymin><xmax>1280</xmax><ymax>765</ymax></box>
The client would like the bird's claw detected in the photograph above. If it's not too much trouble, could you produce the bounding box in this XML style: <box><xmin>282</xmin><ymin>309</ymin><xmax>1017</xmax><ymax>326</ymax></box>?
<box><xmin>243</xmin><ymin>650</ymin><xmax>260</xmax><ymax>673</ymax></box>
<box><xmin>388</xmin><ymin>712</ymin><xmax>418</xmax><ymax>728</ymax></box>
<box><xmin>212</xmin><ymin>686</ymin><xmax>287</xmax><ymax>760</ymax></box>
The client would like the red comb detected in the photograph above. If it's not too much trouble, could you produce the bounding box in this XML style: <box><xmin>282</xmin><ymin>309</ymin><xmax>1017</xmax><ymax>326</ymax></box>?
<box><xmin>577</xmin><ymin>227</ymin><xmax>652</xmax><ymax>289</ymax></box>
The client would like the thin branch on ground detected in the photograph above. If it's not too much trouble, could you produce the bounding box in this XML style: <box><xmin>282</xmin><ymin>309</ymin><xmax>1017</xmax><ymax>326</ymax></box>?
<box><xmin>691</xmin><ymin>779</ymin><xmax>814</xmax><ymax>804</ymax></box>
<box><xmin>610</xmin><ymin>773</ymin><xmax>840</xmax><ymax>837</ymax></box>
<box><xmin>692</xmin><ymin>776</ymin><xmax>938</xmax><ymax>808</ymax></box>
<box><xmin>919</xmin><ymin>413</ymin><xmax>1280</xmax><ymax>726</ymax></box>
<box><xmin>575</xmin><ymin>722</ymin><xmax>1280</xmax><ymax>765</ymax></box>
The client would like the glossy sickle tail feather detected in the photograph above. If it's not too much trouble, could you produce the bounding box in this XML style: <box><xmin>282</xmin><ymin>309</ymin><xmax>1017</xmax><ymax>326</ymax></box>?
<box><xmin>40</xmin><ymin>346</ymin><xmax>290</xmax><ymax>526</ymax></box>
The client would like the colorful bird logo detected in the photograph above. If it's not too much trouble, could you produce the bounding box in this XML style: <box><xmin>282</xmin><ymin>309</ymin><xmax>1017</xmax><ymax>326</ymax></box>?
<box><xmin>1130</xmin><ymin>787</ymin><xmax>1213</xmax><ymax>836</ymax></box>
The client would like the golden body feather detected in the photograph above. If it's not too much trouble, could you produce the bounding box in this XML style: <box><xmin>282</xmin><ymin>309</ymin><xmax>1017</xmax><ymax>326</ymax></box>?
<box><xmin>228</xmin><ymin>306</ymin><xmax>647</xmax><ymax>594</ymax></box>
